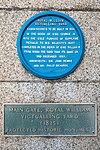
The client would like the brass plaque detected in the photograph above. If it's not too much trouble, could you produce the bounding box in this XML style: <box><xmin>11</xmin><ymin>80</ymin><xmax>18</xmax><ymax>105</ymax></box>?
<box><xmin>4</xmin><ymin>103</ymin><xmax>97</xmax><ymax>136</ymax></box>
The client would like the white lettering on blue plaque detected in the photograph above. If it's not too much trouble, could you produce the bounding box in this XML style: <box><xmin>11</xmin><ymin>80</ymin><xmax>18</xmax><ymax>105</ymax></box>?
<box><xmin>17</xmin><ymin>11</ymin><xmax>85</xmax><ymax>79</ymax></box>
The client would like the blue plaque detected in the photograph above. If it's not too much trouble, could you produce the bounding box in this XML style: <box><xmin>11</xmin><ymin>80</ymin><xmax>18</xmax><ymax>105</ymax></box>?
<box><xmin>17</xmin><ymin>11</ymin><xmax>85</xmax><ymax>79</ymax></box>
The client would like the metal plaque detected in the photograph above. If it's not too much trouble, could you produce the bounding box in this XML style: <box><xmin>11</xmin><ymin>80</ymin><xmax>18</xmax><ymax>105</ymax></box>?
<box><xmin>17</xmin><ymin>11</ymin><xmax>85</xmax><ymax>79</ymax></box>
<box><xmin>4</xmin><ymin>103</ymin><xmax>96</xmax><ymax>136</ymax></box>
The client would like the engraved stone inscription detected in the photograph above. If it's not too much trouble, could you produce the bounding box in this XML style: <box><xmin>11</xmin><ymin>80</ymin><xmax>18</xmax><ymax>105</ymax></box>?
<box><xmin>4</xmin><ymin>104</ymin><xmax>96</xmax><ymax>136</ymax></box>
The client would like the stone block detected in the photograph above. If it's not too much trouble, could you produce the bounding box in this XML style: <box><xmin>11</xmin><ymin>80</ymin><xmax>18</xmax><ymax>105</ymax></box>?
<box><xmin>0</xmin><ymin>11</ymin><xmax>100</xmax><ymax>81</ymax></box>
<box><xmin>0</xmin><ymin>0</ymin><xmax>100</xmax><ymax>9</ymax></box>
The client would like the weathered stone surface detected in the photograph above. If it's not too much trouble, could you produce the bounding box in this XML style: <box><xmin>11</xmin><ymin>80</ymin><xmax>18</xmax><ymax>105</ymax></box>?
<box><xmin>0</xmin><ymin>137</ymin><xmax>74</xmax><ymax>150</ymax></box>
<box><xmin>0</xmin><ymin>11</ymin><xmax>100</xmax><ymax>81</ymax></box>
<box><xmin>0</xmin><ymin>1</ymin><xmax>100</xmax><ymax>148</ymax></box>
<box><xmin>0</xmin><ymin>82</ymin><xmax>99</xmax><ymax>103</ymax></box>
<box><xmin>0</xmin><ymin>136</ymin><xmax>100</xmax><ymax>150</ymax></box>
<box><xmin>46</xmin><ymin>82</ymin><xmax>100</xmax><ymax>103</ymax></box>
<box><xmin>0</xmin><ymin>0</ymin><xmax>100</xmax><ymax>9</ymax></box>
<box><xmin>0</xmin><ymin>82</ymin><xmax>45</xmax><ymax>103</ymax></box>
<box><xmin>0</xmin><ymin>82</ymin><xmax>100</xmax><ymax>149</ymax></box>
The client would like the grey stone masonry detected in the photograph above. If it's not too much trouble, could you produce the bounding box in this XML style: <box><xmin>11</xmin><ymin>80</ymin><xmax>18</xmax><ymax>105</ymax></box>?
<box><xmin>0</xmin><ymin>0</ymin><xmax>100</xmax><ymax>9</ymax></box>
<box><xmin>0</xmin><ymin>82</ymin><xmax>100</xmax><ymax>149</ymax></box>
<box><xmin>0</xmin><ymin>11</ymin><xmax>100</xmax><ymax>81</ymax></box>
<box><xmin>0</xmin><ymin>0</ymin><xmax>100</xmax><ymax>149</ymax></box>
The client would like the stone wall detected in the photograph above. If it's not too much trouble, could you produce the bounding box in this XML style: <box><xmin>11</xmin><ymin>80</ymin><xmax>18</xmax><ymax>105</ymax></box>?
<box><xmin>0</xmin><ymin>0</ymin><xmax>100</xmax><ymax>149</ymax></box>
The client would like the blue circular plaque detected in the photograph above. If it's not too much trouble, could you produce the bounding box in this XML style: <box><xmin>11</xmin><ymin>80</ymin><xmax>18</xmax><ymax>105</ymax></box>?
<box><xmin>17</xmin><ymin>11</ymin><xmax>85</xmax><ymax>79</ymax></box>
